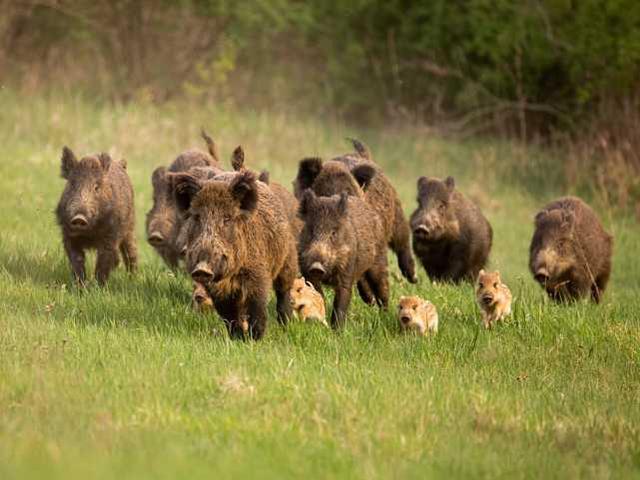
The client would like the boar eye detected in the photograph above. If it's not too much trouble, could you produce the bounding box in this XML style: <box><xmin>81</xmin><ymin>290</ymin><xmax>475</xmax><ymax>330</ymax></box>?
<box><xmin>331</xmin><ymin>230</ymin><xmax>338</xmax><ymax>240</ymax></box>
<box><xmin>438</xmin><ymin>202</ymin><xmax>446</xmax><ymax>212</ymax></box>
<box><xmin>94</xmin><ymin>183</ymin><xmax>100</xmax><ymax>192</ymax></box>
<box><xmin>493</xmin><ymin>283</ymin><xmax>498</xmax><ymax>289</ymax></box>
<box><xmin>192</xmin><ymin>214</ymin><xmax>201</xmax><ymax>223</ymax></box>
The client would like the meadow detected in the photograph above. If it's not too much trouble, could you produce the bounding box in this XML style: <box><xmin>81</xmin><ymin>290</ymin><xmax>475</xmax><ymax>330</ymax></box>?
<box><xmin>1</xmin><ymin>90</ymin><xmax>639</xmax><ymax>479</ymax></box>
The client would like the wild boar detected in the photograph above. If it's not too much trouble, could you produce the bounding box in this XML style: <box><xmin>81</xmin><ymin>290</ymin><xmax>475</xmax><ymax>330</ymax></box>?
<box><xmin>290</xmin><ymin>277</ymin><xmax>327</xmax><ymax>326</ymax></box>
<box><xmin>529</xmin><ymin>196</ymin><xmax>613</xmax><ymax>302</ymax></box>
<box><xmin>170</xmin><ymin>170</ymin><xmax>298</xmax><ymax>340</ymax></box>
<box><xmin>146</xmin><ymin>131</ymin><xmax>221</xmax><ymax>268</ymax></box>
<box><xmin>56</xmin><ymin>147</ymin><xmax>136</xmax><ymax>285</ymax></box>
<box><xmin>293</xmin><ymin>138</ymin><xmax>417</xmax><ymax>284</ymax></box>
<box><xmin>410</xmin><ymin>176</ymin><xmax>492</xmax><ymax>283</ymax></box>
<box><xmin>397</xmin><ymin>296</ymin><xmax>438</xmax><ymax>335</ymax></box>
<box><xmin>475</xmin><ymin>269</ymin><xmax>512</xmax><ymax>329</ymax></box>
<box><xmin>298</xmin><ymin>190</ymin><xmax>389</xmax><ymax>328</ymax></box>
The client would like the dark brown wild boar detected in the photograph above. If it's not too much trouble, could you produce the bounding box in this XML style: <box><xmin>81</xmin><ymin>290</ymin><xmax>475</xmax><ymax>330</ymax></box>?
<box><xmin>298</xmin><ymin>190</ymin><xmax>389</xmax><ymax>328</ymax></box>
<box><xmin>170</xmin><ymin>170</ymin><xmax>298</xmax><ymax>340</ymax></box>
<box><xmin>56</xmin><ymin>147</ymin><xmax>137</xmax><ymax>285</ymax></box>
<box><xmin>410</xmin><ymin>176</ymin><xmax>492</xmax><ymax>283</ymax></box>
<box><xmin>529</xmin><ymin>196</ymin><xmax>613</xmax><ymax>302</ymax></box>
<box><xmin>146</xmin><ymin>131</ymin><xmax>221</xmax><ymax>268</ymax></box>
<box><xmin>293</xmin><ymin>138</ymin><xmax>417</xmax><ymax>284</ymax></box>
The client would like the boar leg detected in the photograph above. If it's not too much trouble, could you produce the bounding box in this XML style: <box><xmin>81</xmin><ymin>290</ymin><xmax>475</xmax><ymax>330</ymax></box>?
<box><xmin>331</xmin><ymin>284</ymin><xmax>353</xmax><ymax>329</ymax></box>
<box><xmin>273</xmin><ymin>249</ymin><xmax>297</xmax><ymax>325</ymax></box>
<box><xmin>356</xmin><ymin>278</ymin><xmax>376</xmax><ymax>305</ymax></box>
<box><xmin>391</xmin><ymin>204</ymin><xmax>417</xmax><ymax>283</ymax></box>
<box><xmin>64</xmin><ymin>239</ymin><xmax>86</xmax><ymax>285</ymax></box>
<box><xmin>215</xmin><ymin>298</ymin><xmax>245</xmax><ymax>339</ymax></box>
<box><xmin>119</xmin><ymin>232</ymin><xmax>138</xmax><ymax>273</ymax></box>
<box><xmin>591</xmin><ymin>271</ymin><xmax>610</xmax><ymax>304</ymax></box>
<box><xmin>95</xmin><ymin>245</ymin><xmax>120</xmax><ymax>285</ymax></box>
<box><xmin>246</xmin><ymin>294</ymin><xmax>268</xmax><ymax>340</ymax></box>
<box><xmin>365</xmin><ymin>264</ymin><xmax>389</xmax><ymax>309</ymax></box>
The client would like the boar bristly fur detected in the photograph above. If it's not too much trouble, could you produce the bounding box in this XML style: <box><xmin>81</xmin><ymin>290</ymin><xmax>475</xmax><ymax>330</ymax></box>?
<box><xmin>172</xmin><ymin>170</ymin><xmax>298</xmax><ymax>340</ymax></box>
<box><xmin>529</xmin><ymin>196</ymin><xmax>613</xmax><ymax>302</ymax></box>
<box><xmin>410</xmin><ymin>176</ymin><xmax>492</xmax><ymax>283</ymax></box>
<box><xmin>298</xmin><ymin>190</ymin><xmax>389</xmax><ymax>328</ymax></box>
<box><xmin>56</xmin><ymin>147</ymin><xmax>137</xmax><ymax>285</ymax></box>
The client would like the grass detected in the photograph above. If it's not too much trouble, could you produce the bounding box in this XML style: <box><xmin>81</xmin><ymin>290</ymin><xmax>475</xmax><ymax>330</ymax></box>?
<box><xmin>0</xmin><ymin>90</ymin><xmax>639</xmax><ymax>479</ymax></box>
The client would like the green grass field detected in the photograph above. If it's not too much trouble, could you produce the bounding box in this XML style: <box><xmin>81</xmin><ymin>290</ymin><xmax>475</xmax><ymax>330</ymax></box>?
<box><xmin>1</xmin><ymin>91</ymin><xmax>639</xmax><ymax>479</ymax></box>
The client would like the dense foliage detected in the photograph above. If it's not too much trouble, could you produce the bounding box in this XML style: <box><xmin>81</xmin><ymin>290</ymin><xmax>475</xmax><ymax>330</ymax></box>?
<box><xmin>2</xmin><ymin>1</ymin><xmax>640</xmax><ymax>132</ymax></box>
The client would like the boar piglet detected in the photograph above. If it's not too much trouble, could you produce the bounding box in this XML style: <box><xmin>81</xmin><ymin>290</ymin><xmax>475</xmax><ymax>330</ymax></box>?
<box><xmin>410</xmin><ymin>176</ymin><xmax>492</xmax><ymax>283</ymax></box>
<box><xmin>298</xmin><ymin>190</ymin><xmax>389</xmax><ymax>328</ymax></box>
<box><xmin>529</xmin><ymin>196</ymin><xmax>612</xmax><ymax>302</ymax></box>
<box><xmin>56</xmin><ymin>147</ymin><xmax>137</xmax><ymax>285</ymax></box>
<box><xmin>170</xmin><ymin>170</ymin><xmax>298</xmax><ymax>340</ymax></box>
<box><xmin>146</xmin><ymin>131</ymin><xmax>221</xmax><ymax>269</ymax></box>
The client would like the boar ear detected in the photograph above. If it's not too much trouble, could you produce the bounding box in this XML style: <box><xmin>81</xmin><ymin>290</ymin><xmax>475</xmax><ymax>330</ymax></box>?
<box><xmin>299</xmin><ymin>189</ymin><xmax>317</xmax><ymax>217</ymax></box>
<box><xmin>119</xmin><ymin>158</ymin><xmax>127</xmax><ymax>170</ymax></box>
<box><xmin>347</xmin><ymin>137</ymin><xmax>371</xmax><ymax>160</ymax></box>
<box><xmin>258</xmin><ymin>170</ymin><xmax>270</xmax><ymax>184</ymax></box>
<box><xmin>445</xmin><ymin>176</ymin><xmax>455</xmax><ymax>192</ymax></box>
<box><xmin>296</xmin><ymin>157</ymin><xmax>323</xmax><ymax>191</ymax></box>
<box><xmin>417</xmin><ymin>176</ymin><xmax>429</xmax><ymax>196</ymax></box>
<box><xmin>337</xmin><ymin>192</ymin><xmax>349</xmax><ymax>216</ymax></box>
<box><xmin>98</xmin><ymin>153</ymin><xmax>112</xmax><ymax>172</ymax></box>
<box><xmin>230</xmin><ymin>170</ymin><xmax>258</xmax><ymax>214</ymax></box>
<box><xmin>60</xmin><ymin>146</ymin><xmax>77</xmax><ymax>179</ymax></box>
<box><xmin>231</xmin><ymin>146</ymin><xmax>245</xmax><ymax>171</ymax></box>
<box><xmin>534</xmin><ymin>210</ymin><xmax>548</xmax><ymax>225</ymax></box>
<box><xmin>169</xmin><ymin>172</ymin><xmax>203</xmax><ymax>212</ymax></box>
<box><xmin>351</xmin><ymin>164</ymin><xmax>376</xmax><ymax>190</ymax></box>
<box><xmin>151</xmin><ymin>166</ymin><xmax>166</xmax><ymax>188</ymax></box>
<box><xmin>201</xmin><ymin>129</ymin><xmax>220</xmax><ymax>164</ymax></box>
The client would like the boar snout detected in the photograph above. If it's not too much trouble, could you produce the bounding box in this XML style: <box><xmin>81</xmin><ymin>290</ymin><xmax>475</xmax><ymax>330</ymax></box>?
<box><xmin>400</xmin><ymin>314</ymin><xmax>412</xmax><ymax>325</ymax></box>
<box><xmin>308</xmin><ymin>261</ymin><xmax>326</xmax><ymax>278</ymax></box>
<box><xmin>191</xmin><ymin>262</ymin><xmax>214</xmax><ymax>283</ymax></box>
<box><xmin>70</xmin><ymin>214</ymin><xmax>89</xmax><ymax>229</ymax></box>
<box><xmin>413</xmin><ymin>224</ymin><xmax>430</xmax><ymax>237</ymax></box>
<box><xmin>481</xmin><ymin>293</ymin><xmax>494</xmax><ymax>306</ymax></box>
<box><xmin>147</xmin><ymin>231</ymin><xmax>165</xmax><ymax>246</ymax></box>
<box><xmin>534</xmin><ymin>268</ymin><xmax>550</xmax><ymax>284</ymax></box>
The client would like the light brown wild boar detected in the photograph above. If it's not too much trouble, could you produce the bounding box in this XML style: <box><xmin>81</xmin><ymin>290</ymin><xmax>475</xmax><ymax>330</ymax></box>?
<box><xmin>293</xmin><ymin>138</ymin><xmax>417</xmax><ymax>284</ymax></box>
<box><xmin>529</xmin><ymin>196</ymin><xmax>612</xmax><ymax>302</ymax></box>
<box><xmin>170</xmin><ymin>170</ymin><xmax>298</xmax><ymax>340</ymax></box>
<box><xmin>397</xmin><ymin>296</ymin><xmax>438</xmax><ymax>335</ymax></box>
<box><xmin>290</xmin><ymin>277</ymin><xmax>327</xmax><ymax>326</ymax></box>
<box><xmin>298</xmin><ymin>190</ymin><xmax>389</xmax><ymax>328</ymax></box>
<box><xmin>146</xmin><ymin>130</ymin><xmax>221</xmax><ymax>268</ymax></box>
<box><xmin>56</xmin><ymin>147</ymin><xmax>136</xmax><ymax>285</ymax></box>
<box><xmin>475</xmin><ymin>270</ymin><xmax>512</xmax><ymax>329</ymax></box>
